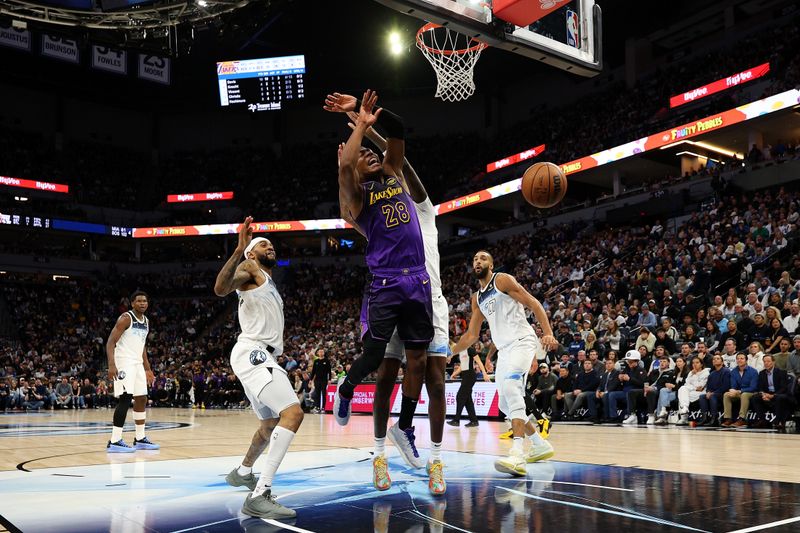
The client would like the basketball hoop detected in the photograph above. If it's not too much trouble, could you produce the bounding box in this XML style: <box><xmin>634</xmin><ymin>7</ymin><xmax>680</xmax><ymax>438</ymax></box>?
<box><xmin>416</xmin><ymin>22</ymin><xmax>488</xmax><ymax>102</ymax></box>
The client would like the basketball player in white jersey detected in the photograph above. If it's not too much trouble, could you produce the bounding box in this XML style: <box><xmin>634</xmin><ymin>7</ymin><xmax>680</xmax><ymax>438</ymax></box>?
<box><xmin>338</xmin><ymin>114</ymin><xmax>448</xmax><ymax>495</ymax></box>
<box><xmin>450</xmin><ymin>251</ymin><xmax>558</xmax><ymax>476</ymax></box>
<box><xmin>105</xmin><ymin>291</ymin><xmax>159</xmax><ymax>452</ymax></box>
<box><xmin>214</xmin><ymin>217</ymin><xmax>303</xmax><ymax>520</ymax></box>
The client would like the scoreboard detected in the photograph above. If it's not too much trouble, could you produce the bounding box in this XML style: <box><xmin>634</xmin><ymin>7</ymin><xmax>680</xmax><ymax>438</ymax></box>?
<box><xmin>216</xmin><ymin>55</ymin><xmax>305</xmax><ymax>112</ymax></box>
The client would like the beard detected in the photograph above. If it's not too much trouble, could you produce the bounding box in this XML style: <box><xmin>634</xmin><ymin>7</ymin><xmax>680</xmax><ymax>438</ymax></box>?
<box><xmin>474</xmin><ymin>267</ymin><xmax>490</xmax><ymax>281</ymax></box>
<box><xmin>259</xmin><ymin>256</ymin><xmax>277</xmax><ymax>268</ymax></box>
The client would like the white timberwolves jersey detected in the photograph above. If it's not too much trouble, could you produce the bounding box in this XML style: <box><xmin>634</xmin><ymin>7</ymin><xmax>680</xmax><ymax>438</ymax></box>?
<box><xmin>114</xmin><ymin>311</ymin><xmax>149</xmax><ymax>367</ymax></box>
<box><xmin>415</xmin><ymin>198</ymin><xmax>441</xmax><ymax>295</ymax></box>
<box><xmin>236</xmin><ymin>270</ymin><xmax>284</xmax><ymax>357</ymax></box>
<box><xmin>476</xmin><ymin>273</ymin><xmax>535</xmax><ymax>351</ymax></box>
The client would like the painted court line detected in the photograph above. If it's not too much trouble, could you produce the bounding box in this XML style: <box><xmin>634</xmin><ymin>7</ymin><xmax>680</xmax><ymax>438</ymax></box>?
<box><xmin>726</xmin><ymin>516</ymin><xmax>800</xmax><ymax>533</ymax></box>
<box><xmin>445</xmin><ymin>477</ymin><xmax>634</xmax><ymax>492</ymax></box>
<box><xmin>169</xmin><ymin>517</ymin><xmax>238</xmax><ymax>533</ymax></box>
<box><xmin>498</xmin><ymin>487</ymin><xmax>710</xmax><ymax>532</ymax></box>
<box><xmin>262</xmin><ymin>519</ymin><xmax>316</xmax><ymax>532</ymax></box>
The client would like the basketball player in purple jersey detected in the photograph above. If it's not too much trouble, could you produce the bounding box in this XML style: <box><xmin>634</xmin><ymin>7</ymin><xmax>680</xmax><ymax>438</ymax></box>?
<box><xmin>327</xmin><ymin>90</ymin><xmax>434</xmax><ymax>480</ymax></box>
<box><xmin>334</xmin><ymin>110</ymin><xmax>448</xmax><ymax>495</ymax></box>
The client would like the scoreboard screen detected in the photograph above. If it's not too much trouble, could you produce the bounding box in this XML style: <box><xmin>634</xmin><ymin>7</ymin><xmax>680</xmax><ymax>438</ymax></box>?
<box><xmin>216</xmin><ymin>55</ymin><xmax>305</xmax><ymax>112</ymax></box>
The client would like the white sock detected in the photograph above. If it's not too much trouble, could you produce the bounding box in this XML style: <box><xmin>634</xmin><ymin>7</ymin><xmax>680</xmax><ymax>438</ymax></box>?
<box><xmin>133</xmin><ymin>411</ymin><xmax>146</xmax><ymax>440</ymax></box>
<box><xmin>253</xmin><ymin>426</ymin><xmax>295</xmax><ymax>497</ymax></box>
<box><xmin>374</xmin><ymin>437</ymin><xmax>386</xmax><ymax>457</ymax></box>
<box><xmin>111</xmin><ymin>426</ymin><xmax>123</xmax><ymax>443</ymax></box>
<box><xmin>529</xmin><ymin>431</ymin><xmax>545</xmax><ymax>446</ymax></box>
<box><xmin>238</xmin><ymin>465</ymin><xmax>252</xmax><ymax>476</ymax></box>
<box><xmin>430</xmin><ymin>441</ymin><xmax>442</xmax><ymax>462</ymax></box>
<box><xmin>510</xmin><ymin>437</ymin><xmax>524</xmax><ymax>456</ymax></box>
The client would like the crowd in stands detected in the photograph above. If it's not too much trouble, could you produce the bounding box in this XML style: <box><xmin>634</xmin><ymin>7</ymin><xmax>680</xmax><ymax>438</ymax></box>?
<box><xmin>2</xmin><ymin>181</ymin><xmax>800</xmax><ymax>435</ymax></box>
<box><xmin>1</xmin><ymin>13</ymin><xmax>799</xmax><ymax>230</ymax></box>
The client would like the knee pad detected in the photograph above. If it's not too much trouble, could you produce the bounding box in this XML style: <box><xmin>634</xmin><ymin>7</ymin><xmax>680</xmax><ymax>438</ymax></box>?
<box><xmin>500</xmin><ymin>373</ymin><xmax>527</xmax><ymax>421</ymax></box>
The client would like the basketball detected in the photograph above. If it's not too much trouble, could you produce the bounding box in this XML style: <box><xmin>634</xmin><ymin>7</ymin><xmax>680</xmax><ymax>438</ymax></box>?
<box><xmin>521</xmin><ymin>162</ymin><xmax>568</xmax><ymax>208</ymax></box>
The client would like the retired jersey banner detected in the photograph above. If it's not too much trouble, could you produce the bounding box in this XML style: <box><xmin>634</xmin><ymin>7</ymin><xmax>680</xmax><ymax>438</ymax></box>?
<box><xmin>92</xmin><ymin>46</ymin><xmax>127</xmax><ymax>75</ymax></box>
<box><xmin>138</xmin><ymin>54</ymin><xmax>170</xmax><ymax>84</ymax></box>
<box><xmin>325</xmin><ymin>382</ymin><xmax>501</xmax><ymax>417</ymax></box>
<box><xmin>0</xmin><ymin>25</ymin><xmax>31</xmax><ymax>51</ymax></box>
<box><xmin>42</xmin><ymin>34</ymin><xmax>79</xmax><ymax>63</ymax></box>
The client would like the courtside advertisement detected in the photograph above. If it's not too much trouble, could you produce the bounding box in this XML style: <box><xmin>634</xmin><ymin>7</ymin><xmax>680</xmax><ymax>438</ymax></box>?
<box><xmin>325</xmin><ymin>382</ymin><xmax>501</xmax><ymax>417</ymax></box>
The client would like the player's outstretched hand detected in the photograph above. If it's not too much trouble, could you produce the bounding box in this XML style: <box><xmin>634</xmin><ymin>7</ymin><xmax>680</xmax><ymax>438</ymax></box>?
<box><xmin>357</xmin><ymin>89</ymin><xmax>382</xmax><ymax>127</ymax></box>
<box><xmin>323</xmin><ymin>92</ymin><xmax>357</xmax><ymax>113</ymax></box>
<box><xmin>236</xmin><ymin>216</ymin><xmax>254</xmax><ymax>254</ymax></box>
<box><xmin>540</xmin><ymin>335</ymin><xmax>558</xmax><ymax>351</ymax></box>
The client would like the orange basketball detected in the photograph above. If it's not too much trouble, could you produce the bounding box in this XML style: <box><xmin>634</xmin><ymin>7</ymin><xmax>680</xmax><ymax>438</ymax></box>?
<box><xmin>521</xmin><ymin>162</ymin><xmax>567</xmax><ymax>208</ymax></box>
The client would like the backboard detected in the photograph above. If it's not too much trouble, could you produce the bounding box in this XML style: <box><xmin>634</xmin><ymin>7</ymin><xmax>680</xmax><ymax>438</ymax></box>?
<box><xmin>374</xmin><ymin>0</ymin><xmax>602</xmax><ymax>77</ymax></box>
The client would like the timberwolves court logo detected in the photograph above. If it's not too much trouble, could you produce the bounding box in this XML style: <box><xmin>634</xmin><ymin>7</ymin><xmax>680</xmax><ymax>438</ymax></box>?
<box><xmin>250</xmin><ymin>349</ymin><xmax>268</xmax><ymax>365</ymax></box>
<box><xmin>117</xmin><ymin>370</ymin><xmax>126</xmax><ymax>380</ymax></box>
<box><xmin>0</xmin><ymin>421</ymin><xmax>191</xmax><ymax>438</ymax></box>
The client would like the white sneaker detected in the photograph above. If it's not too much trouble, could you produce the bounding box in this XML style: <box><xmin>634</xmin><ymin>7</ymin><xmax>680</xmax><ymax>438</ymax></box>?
<box><xmin>494</xmin><ymin>453</ymin><xmax>527</xmax><ymax>476</ymax></box>
<box><xmin>646</xmin><ymin>415</ymin><xmax>655</xmax><ymax>425</ymax></box>
<box><xmin>525</xmin><ymin>440</ymin><xmax>555</xmax><ymax>463</ymax></box>
<box><xmin>676</xmin><ymin>414</ymin><xmax>689</xmax><ymax>426</ymax></box>
<box><xmin>622</xmin><ymin>414</ymin><xmax>638</xmax><ymax>425</ymax></box>
<box><xmin>657</xmin><ymin>407</ymin><xmax>667</xmax><ymax>418</ymax></box>
<box><xmin>387</xmin><ymin>423</ymin><xmax>425</xmax><ymax>469</ymax></box>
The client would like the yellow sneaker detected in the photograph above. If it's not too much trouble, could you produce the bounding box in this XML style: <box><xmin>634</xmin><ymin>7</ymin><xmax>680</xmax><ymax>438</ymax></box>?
<box><xmin>427</xmin><ymin>460</ymin><xmax>446</xmax><ymax>496</ymax></box>
<box><xmin>498</xmin><ymin>429</ymin><xmax>514</xmax><ymax>440</ymax></box>
<box><xmin>494</xmin><ymin>454</ymin><xmax>527</xmax><ymax>477</ymax></box>
<box><xmin>373</xmin><ymin>455</ymin><xmax>392</xmax><ymax>491</ymax></box>
<box><xmin>537</xmin><ymin>418</ymin><xmax>551</xmax><ymax>440</ymax></box>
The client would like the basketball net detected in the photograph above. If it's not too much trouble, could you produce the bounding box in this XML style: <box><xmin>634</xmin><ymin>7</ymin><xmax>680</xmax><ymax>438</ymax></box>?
<box><xmin>416</xmin><ymin>23</ymin><xmax>488</xmax><ymax>102</ymax></box>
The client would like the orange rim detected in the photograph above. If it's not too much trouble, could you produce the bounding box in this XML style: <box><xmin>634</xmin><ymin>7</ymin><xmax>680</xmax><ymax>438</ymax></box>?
<box><xmin>416</xmin><ymin>22</ymin><xmax>488</xmax><ymax>56</ymax></box>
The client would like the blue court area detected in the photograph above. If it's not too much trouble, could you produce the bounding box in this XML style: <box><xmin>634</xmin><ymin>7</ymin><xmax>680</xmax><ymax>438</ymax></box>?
<box><xmin>1</xmin><ymin>447</ymin><xmax>799</xmax><ymax>533</ymax></box>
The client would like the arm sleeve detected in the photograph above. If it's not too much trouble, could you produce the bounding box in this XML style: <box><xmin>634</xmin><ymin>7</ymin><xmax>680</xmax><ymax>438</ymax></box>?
<box><xmin>357</xmin><ymin>99</ymin><xmax>405</xmax><ymax>140</ymax></box>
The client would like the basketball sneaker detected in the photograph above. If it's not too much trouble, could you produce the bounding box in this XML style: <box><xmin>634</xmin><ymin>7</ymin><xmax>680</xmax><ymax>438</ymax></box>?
<box><xmin>387</xmin><ymin>423</ymin><xmax>425</xmax><ymax>468</ymax></box>
<box><xmin>498</xmin><ymin>429</ymin><xmax>514</xmax><ymax>439</ymax></box>
<box><xmin>133</xmin><ymin>437</ymin><xmax>160</xmax><ymax>450</ymax></box>
<box><xmin>536</xmin><ymin>418</ymin><xmax>551</xmax><ymax>439</ymax></box>
<box><xmin>106</xmin><ymin>439</ymin><xmax>135</xmax><ymax>453</ymax></box>
<box><xmin>226</xmin><ymin>467</ymin><xmax>257</xmax><ymax>491</ymax></box>
<box><xmin>373</xmin><ymin>455</ymin><xmax>392</xmax><ymax>491</ymax></box>
<box><xmin>525</xmin><ymin>440</ymin><xmax>555</xmax><ymax>463</ymax></box>
<box><xmin>242</xmin><ymin>490</ymin><xmax>296</xmax><ymax>520</ymax></box>
<box><xmin>333</xmin><ymin>376</ymin><xmax>351</xmax><ymax>427</ymax></box>
<box><xmin>427</xmin><ymin>460</ymin><xmax>446</xmax><ymax>496</ymax></box>
<box><xmin>494</xmin><ymin>453</ymin><xmax>527</xmax><ymax>477</ymax></box>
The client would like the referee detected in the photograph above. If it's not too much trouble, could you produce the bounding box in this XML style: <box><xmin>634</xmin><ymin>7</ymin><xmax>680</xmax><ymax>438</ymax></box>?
<box><xmin>447</xmin><ymin>342</ymin><xmax>489</xmax><ymax>427</ymax></box>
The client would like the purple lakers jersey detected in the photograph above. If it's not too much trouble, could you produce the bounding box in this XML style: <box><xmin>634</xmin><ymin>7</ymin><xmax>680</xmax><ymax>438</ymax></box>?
<box><xmin>355</xmin><ymin>175</ymin><xmax>425</xmax><ymax>271</ymax></box>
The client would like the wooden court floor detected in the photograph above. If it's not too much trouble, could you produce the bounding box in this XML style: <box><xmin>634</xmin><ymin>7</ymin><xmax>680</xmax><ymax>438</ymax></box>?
<box><xmin>2</xmin><ymin>407</ymin><xmax>798</xmax><ymax>482</ymax></box>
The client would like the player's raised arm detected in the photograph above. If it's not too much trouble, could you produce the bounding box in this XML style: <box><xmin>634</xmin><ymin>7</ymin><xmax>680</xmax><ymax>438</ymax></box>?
<box><xmin>451</xmin><ymin>294</ymin><xmax>485</xmax><ymax>354</ymax></box>
<box><xmin>214</xmin><ymin>216</ymin><xmax>259</xmax><ymax>296</ymax></box>
<box><xmin>345</xmin><ymin>111</ymin><xmax>427</xmax><ymax>203</ymax></box>
<box><xmin>494</xmin><ymin>273</ymin><xmax>558</xmax><ymax>350</ymax></box>
<box><xmin>335</xmin><ymin>90</ymin><xmax>380</xmax><ymax>221</ymax></box>
<box><xmin>106</xmin><ymin>313</ymin><xmax>131</xmax><ymax>380</ymax></box>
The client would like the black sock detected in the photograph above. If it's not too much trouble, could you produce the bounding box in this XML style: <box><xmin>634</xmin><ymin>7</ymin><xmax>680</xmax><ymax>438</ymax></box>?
<box><xmin>339</xmin><ymin>334</ymin><xmax>387</xmax><ymax>400</ymax></box>
<box><xmin>398</xmin><ymin>395</ymin><xmax>418</xmax><ymax>430</ymax></box>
